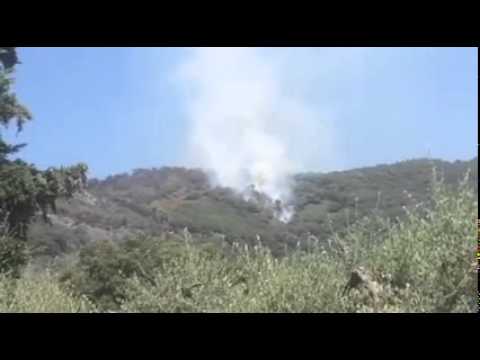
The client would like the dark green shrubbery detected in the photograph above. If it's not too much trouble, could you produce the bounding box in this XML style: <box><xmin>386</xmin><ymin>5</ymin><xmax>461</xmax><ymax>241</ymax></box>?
<box><xmin>1</xmin><ymin>47</ymin><xmax>87</xmax><ymax>265</ymax></box>
<box><xmin>0</xmin><ymin>235</ymin><xmax>28</xmax><ymax>278</ymax></box>
<box><xmin>58</xmin><ymin>235</ymin><xmax>200</xmax><ymax>310</ymax></box>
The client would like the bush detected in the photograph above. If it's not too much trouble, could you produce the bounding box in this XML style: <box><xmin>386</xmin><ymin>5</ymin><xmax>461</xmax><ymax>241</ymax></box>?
<box><xmin>0</xmin><ymin>236</ymin><xmax>28</xmax><ymax>278</ymax></box>
<box><xmin>59</xmin><ymin>235</ymin><xmax>192</xmax><ymax>310</ymax></box>
<box><xmin>0</xmin><ymin>270</ymin><xmax>95</xmax><ymax>312</ymax></box>
<box><xmin>332</xmin><ymin>169</ymin><xmax>477</xmax><ymax>312</ymax></box>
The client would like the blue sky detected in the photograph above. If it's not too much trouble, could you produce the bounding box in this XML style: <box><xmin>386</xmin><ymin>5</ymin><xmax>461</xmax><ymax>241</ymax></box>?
<box><xmin>2</xmin><ymin>47</ymin><xmax>477</xmax><ymax>179</ymax></box>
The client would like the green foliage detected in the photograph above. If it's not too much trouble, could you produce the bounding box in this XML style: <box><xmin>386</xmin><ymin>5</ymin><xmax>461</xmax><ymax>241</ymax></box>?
<box><xmin>291</xmin><ymin>158</ymin><xmax>477</xmax><ymax>238</ymax></box>
<box><xmin>0</xmin><ymin>235</ymin><xmax>28</xmax><ymax>278</ymax></box>
<box><xmin>119</xmin><ymin>241</ymin><xmax>345</xmax><ymax>313</ymax></box>
<box><xmin>0</xmin><ymin>271</ymin><xmax>95</xmax><ymax>313</ymax></box>
<box><xmin>0</xmin><ymin>48</ymin><xmax>32</xmax><ymax>132</ymax></box>
<box><xmin>0</xmin><ymin>47</ymin><xmax>89</xmax><ymax>243</ymax></box>
<box><xmin>330</xmin><ymin>169</ymin><xmax>477</xmax><ymax>312</ymax></box>
<box><xmin>0</xmin><ymin>48</ymin><xmax>19</xmax><ymax>70</ymax></box>
<box><xmin>59</xmin><ymin>235</ymin><xmax>190</xmax><ymax>310</ymax></box>
<box><xmin>59</xmin><ymin>239</ymin><xmax>133</xmax><ymax>310</ymax></box>
<box><xmin>0</xmin><ymin>159</ymin><xmax>89</xmax><ymax>240</ymax></box>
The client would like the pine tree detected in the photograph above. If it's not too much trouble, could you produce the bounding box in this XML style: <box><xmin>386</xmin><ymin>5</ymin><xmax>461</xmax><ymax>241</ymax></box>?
<box><xmin>0</xmin><ymin>47</ymin><xmax>88</xmax><ymax>243</ymax></box>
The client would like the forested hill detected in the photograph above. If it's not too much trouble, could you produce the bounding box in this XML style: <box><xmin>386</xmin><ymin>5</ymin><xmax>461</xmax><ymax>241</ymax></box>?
<box><xmin>29</xmin><ymin>157</ymin><xmax>477</xmax><ymax>257</ymax></box>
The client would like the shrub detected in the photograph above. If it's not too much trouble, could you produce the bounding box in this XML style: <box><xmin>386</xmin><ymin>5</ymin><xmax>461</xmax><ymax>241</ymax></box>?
<box><xmin>0</xmin><ymin>236</ymin><xmax>28</xmax><ymax>278</ymax></box>
<box><xmin>59</xmin><ymin>235</ymin><xmax>192</xmax><ymax>310</ymax></box>
<box><xmin>0</xmin><ymin>270</ymin><xmax>95</xmax><ymax>312</ymax></box>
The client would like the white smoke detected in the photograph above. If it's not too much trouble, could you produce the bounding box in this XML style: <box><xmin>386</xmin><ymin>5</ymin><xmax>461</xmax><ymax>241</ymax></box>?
<box><xmin>175</xmin><ymin>47</ymin><xmax>339</xmax><ymax>222</ymax></box>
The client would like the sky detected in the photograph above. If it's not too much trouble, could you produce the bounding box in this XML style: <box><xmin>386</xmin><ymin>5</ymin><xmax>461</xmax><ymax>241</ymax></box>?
<box><xmin>2</xmin><ymin>47</ymin><xmax>477</xmax><ymax>180</ymax></box>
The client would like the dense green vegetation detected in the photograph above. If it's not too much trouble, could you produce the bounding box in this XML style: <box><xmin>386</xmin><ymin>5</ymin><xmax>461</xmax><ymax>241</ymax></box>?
<box><xmin>1</xmin><ymin>172</ymin><xmax>476</xmax><ymax>312</ymax></box>
<box><xmin>1</xmin><ymin>48</ymin><xmax>87</xmax><ymax>247</ymax></box>
<box><xmin>0</xmin><ymin>48</ymin><xmax>89</xmax><ymax>280</ymax></box>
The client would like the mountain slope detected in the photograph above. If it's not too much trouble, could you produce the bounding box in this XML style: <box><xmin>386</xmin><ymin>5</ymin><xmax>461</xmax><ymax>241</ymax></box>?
<box><xmin>28</xmin><ymin>157</ymin><xmax>478</xmax><ymax>257</ymax></box>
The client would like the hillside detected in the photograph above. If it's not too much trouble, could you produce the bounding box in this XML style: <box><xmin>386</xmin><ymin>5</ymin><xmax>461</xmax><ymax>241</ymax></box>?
<box><xmin>28</xmin><ymin>157</ymin><xmax>478</xmax><ymax>258</ymax></box>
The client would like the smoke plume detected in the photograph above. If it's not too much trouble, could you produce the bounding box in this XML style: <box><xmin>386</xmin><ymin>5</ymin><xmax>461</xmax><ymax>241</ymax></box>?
<box><xmin>175</xmin><ymin>47</ymin><xmax>338</xmax><ymax>222</ymax></box>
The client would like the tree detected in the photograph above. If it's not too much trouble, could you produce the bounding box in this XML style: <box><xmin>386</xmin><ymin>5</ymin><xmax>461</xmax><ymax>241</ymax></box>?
<box><xmin>0</xmin><ymin>47</ymin><xmax>88</xmax><ymax>243</ymax></box>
